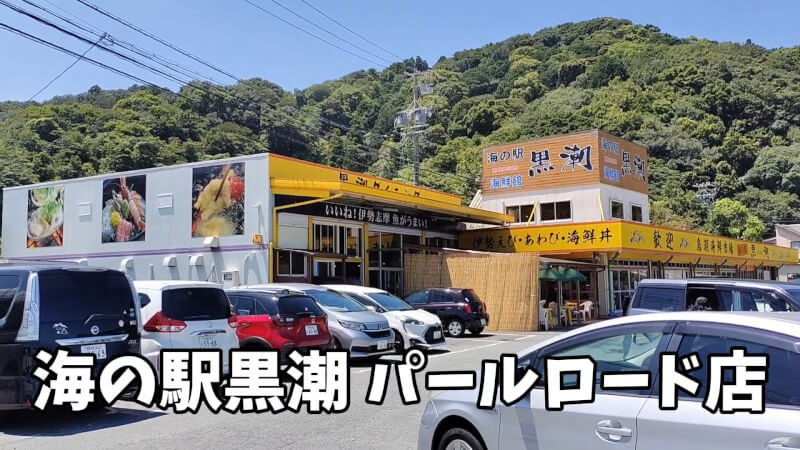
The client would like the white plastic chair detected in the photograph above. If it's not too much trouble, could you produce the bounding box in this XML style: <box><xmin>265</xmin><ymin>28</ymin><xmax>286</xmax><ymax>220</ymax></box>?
<box><xmin>538</xmin><ymin>301</ymin><xmax>550</xmax><ymax>331</ymax></box>
<box><xmin>580</xmin><ymin>301</ymin><xmax>594</xmax><ymax>320</ymax></box>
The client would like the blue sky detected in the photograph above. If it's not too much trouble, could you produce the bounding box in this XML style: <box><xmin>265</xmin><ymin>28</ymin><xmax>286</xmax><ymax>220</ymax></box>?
<box><xmin>1</xmin><ymin>0</ymin><xmax>799</xmax><ymax>102</ymax></box>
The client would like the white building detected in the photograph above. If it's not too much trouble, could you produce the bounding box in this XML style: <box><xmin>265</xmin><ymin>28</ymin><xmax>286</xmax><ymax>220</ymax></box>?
<box><xmin>2</xmin><ymin>153</ymin><xmax>509</xmax><ymax>292</ymax></box>
<box><xmin>764</xmin><ymin>224</ymin><xmax>800</xmax><ymax>281</ymax></box>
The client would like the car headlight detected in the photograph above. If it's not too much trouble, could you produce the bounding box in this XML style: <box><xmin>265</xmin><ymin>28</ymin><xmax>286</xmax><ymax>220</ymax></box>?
<box><xmin>403</xmin><ymin>318</ymin><xmax>424</xmax><ymax>326</ymax></box>
<box><xmin>339</xmin><ymin>320</ymin><xmax>366</xmax><ymax>331</ymax></box>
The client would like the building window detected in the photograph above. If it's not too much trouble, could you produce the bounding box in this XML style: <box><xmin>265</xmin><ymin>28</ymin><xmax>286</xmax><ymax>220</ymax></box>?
<box><xmin>540</xmin><ymin>201</ymin><xmax>571</xmax><ymax>222</ymax></box>
<box><xmin>505</xmin><ymin>204</ymin><xmax>536</xmax><ymax>222</ymax></box>
<box><xmin>338</xmin><ymin>225</ymin><xmax>363</xmax><ymax>257</ymax></box>
<box><xmin>313</xmin><ymin>224</ymin><xmax>335</xmax><ymax>253</ymax></box>
<box><xmin>277</xmin><ymin>251</ymin><xmax>306</xmax><ymax>276</ymax></box>
<box><xmin>313</xmin><ymin>223</ymin><xmax>363</xmax><ymax>257</ymax></box>
<box><xmin>792</xmin><ymin>241</ymin><xmax>800</xmax><ymax>250</ymax></box>
<box><xmin>611</xmin><ymin>200</ymin><xmax>625</xmax><ymax>220</ymax></box>
<box><xmin>631</xmin><ymin>204</ymin><xmax>643</xmax><ymax>222</ymax></box>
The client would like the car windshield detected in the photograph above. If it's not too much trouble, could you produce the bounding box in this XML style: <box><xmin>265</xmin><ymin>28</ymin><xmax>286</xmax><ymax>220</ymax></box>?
<box><xmin>305</xmin><ymin>289</ymin><xmax>366</xmax><ymax>312</ymax></box>
<box><xmin>367</xmin><ymin>292</ymin><xmax>412</xmax><ymax>311</ymax></box>
<box><xmin>162</xmin><ymin>287</ymin><xmax>231</xmax><ymax>321</ymax></box>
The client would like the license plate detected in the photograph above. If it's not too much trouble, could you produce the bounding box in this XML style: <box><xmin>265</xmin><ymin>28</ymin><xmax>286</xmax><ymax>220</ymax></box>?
<box><xmin>199</xmin><ymin>335</ymin><xmax>217</xmax><ymax>348</ymax></box>
<box><xmin>305</xmin><ymin>325</ymin><xmax>318</xmax><ymax>336</ymax></box>
<box><xmin>80</xmin><ymin>343</ymin><xmax>107</xmax><ymax>360</ymax></box>
<box><xmin>377</xmin><ymin>340</ymin><xmax>388</xmax><ymax>350</ymax></box>
<box><xmin>433</xmin><ymin>330</ymin><xmax>442</xmax><ymax>339</ymax></box>
<box><xmin>480</xmin><ymin>319</ymin><xmax>487</xmax><ymax>326</ymax></box>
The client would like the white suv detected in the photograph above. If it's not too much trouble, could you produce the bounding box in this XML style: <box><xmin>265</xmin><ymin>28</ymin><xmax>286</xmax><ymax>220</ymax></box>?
<box><xmin>134</xmin><ymin>280</ymin><xmax>239</xmax><ymax>375</ymax></box>
<box><xmin>325</xmin><ymin>285</ymin><xmax>446</xmax><ymax>352</ymax></box>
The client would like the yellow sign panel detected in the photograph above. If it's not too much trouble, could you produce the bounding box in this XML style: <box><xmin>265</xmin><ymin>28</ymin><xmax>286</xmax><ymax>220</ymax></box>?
<box><xmin>460</xmin><ymin>222</ymin><xmax>622</xmax><ymax>253</ymax></box>
<box><xmin>620</xmin><ymin>223</ymin><xmax>798</xmax><ymax>264</ymax></box>
<box><xmin>460</xmin><ymin>221</ymin><xmax>799</xmax><ymax>265</ymax></box>
<box><xmin>269</xmin><ymin>154</ymin><xmax>460</xmax><ymax>206</ymax></box>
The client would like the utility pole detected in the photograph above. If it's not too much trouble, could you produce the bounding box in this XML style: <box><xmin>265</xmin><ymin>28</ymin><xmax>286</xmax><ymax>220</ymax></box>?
<box><xmin>395</xmin><ymin>69</ymin><xmax>433</xmax><ymax>185</ymax></box>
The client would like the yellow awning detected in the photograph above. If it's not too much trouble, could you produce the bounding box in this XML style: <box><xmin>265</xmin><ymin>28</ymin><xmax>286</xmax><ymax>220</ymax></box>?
<box><xmin>271</xmin><ymin>178</ymin><xmax>513</xmax><ymax>225</ymax></box>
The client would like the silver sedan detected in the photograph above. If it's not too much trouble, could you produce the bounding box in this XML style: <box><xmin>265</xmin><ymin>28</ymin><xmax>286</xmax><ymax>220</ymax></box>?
<box><xmin>418</xmin><ymin>311</ymin><xmax>800</xmax><ymax>450</ymax></box>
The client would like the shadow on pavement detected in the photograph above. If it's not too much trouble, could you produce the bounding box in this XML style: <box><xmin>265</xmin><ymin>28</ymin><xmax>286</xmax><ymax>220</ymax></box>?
<box><xmin>0</xmin><ymin>405</ymin><xmax>165</xmax><ymax>437</ymax></box>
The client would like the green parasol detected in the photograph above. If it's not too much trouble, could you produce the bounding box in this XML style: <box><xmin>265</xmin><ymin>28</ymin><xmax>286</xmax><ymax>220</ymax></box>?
<box><xmin>556</xmin><ymin>266</ymin><xmax>587</xmax><ymax>282</ymax></box>
<box><xmin>539</xmin><ymin>266</ymin><xmax>567</xmax><ymax>281</ymax></box>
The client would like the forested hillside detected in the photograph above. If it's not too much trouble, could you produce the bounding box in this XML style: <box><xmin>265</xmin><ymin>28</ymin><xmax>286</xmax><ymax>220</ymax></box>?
<box><xmin>2</xmin><ymin>18</ymin><xmax>799</xmax><ymax>239</ymax></box>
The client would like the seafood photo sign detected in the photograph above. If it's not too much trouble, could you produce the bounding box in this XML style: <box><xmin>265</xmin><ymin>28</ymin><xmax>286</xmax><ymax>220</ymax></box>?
<box><xmin>191</xmin><ymin>162</ymin><xmax>245</xmax><ymax>238</ymax></box>
<box><xmin>102</xmin><ymin>175</ymin><xmax>146</xmax><ymax>243</ymax></box>
<box><xmin>27</xmin><ymin>186</ymin><xmax>64</xmax><ymax>248</ymax></box>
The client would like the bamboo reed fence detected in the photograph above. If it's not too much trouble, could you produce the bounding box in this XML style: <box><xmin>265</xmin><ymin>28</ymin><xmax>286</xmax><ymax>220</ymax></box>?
<box><xmin>404</xmin><ymin>251</ymin><xmax>540</xmax><ymax>331</ymax></box>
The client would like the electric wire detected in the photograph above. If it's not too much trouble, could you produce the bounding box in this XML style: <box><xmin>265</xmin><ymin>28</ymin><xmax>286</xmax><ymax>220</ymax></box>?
<box><xmin>298</xmin><ymin>0</ymin><xmax>402</xmax><ymax>60</ymax></box>
<box><xmin>244</xmin><ymin>0</ymin><xmax>386</xmax><ymax>68</ymax></box>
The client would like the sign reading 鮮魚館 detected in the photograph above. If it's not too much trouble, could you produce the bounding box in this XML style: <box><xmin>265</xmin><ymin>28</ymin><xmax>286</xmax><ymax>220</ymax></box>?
<box><xmin>481</xmin><ymin>130</ymin><xmax>649</xmax><ymax>196</ymax></box>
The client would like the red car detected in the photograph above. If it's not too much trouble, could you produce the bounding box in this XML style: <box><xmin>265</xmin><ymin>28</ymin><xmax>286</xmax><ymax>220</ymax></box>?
<box><xmin>225</xmin><ymin>288</ymin><xmax>331</xmax><ymax>358</ymax></box>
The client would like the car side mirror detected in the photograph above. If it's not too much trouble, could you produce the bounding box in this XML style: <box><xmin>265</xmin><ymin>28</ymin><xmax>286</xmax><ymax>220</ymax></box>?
<box><xmin>366</xmin><ymin>305</ymin><xmax>376</xmax><ymax>312</ymax></box>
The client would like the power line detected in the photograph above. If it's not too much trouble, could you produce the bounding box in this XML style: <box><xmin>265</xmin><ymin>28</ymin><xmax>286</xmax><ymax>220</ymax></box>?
<box><xmin>74</xmin><ymin>0</ymin><xmax>242</xmax><ymax>82</ymax></box>
<box><xmin>0</xmin><ymin>22</ymin><xmax>177</xmax><ymax>95</ymax></box>
<box><xmin>22</xmin><ymin>0</ymin><xmax>227</xmax><ymax>86</ymax></box>
<box><xmin>269</xmin><ymin>0</ymin><xmax>394</xmax><ymax>65</ymax></box>
<box><xmin>298</xmin><ymin>0</ymin><xmax>401</xmax><ymax>60</ymax></box>
<box><xmin>244</xmin><ymin>0</ymin><xmax>386</xmax><ymax>68</ymax></box>
<box><xmin>1</xmin><ymin>0</ymin><xmax>213</xmax><ymax>90</ymax></box>
<box><xmin>7</xmin><ymin>5</ymin><xmax>470</xmax><ymax>186</ymax></box>
<box><xmin>28</xmin><ymin>34</ymin><xmax>102</xmax><ymax>101</ymax></box>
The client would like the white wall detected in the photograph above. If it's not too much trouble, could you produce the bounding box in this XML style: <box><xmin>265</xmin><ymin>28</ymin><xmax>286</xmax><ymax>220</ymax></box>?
<box><xmin>600</xmin><ymin>185</ymin><xmax>650</xmax><ymax>224</ymax></box>
<box><xmin>278</xmin><ymin>212</ymin><xmax>309</xmax><ymax>249</ymax></box>
<box><xmin>2</xmin><ymin>154</ymin><xmax>272</xmax><ymax>284</ymax></box>
<box><xmin>480</xmin><ymin>184</ymin><xmax>603</xmax><ymax>224</ymax></box>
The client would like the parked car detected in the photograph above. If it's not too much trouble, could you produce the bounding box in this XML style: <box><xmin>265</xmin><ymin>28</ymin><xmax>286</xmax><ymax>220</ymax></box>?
<box><xmin>404</xmin><ymin>288</ymin><xmax>489</xmax><ymax>337</ymax></box>
<box><xmin>418</xmin><ymin>311</ymin><xmax>800</xmax><ymax>450</ymax></box>
<box><xmin>243</xmin><ymin>284</ymin><xmax>395</xmax><ymax>359</ymax></box>
<box><xmin>135</xmin><ymin>281</ymin><xmax>239</xmax><ymax>375</ymax></box>
<box><xmin>324</xmin><ymin>285</ymin><xmax>445</xmax><ymax>352</ymax></box>
<box><xmin>225</xmin><ymin>287</ymin><xmax>331</xmax><ymax>359</ymax></box>
<box><xmin>624</xmin><ymin>278</ymin><xmax>800</xmax><ymax>316</ymax></box>
<box><xmin>0</xmin><ymin>264</ymin><xmax>142</xmax><ymax>409</ymax></box>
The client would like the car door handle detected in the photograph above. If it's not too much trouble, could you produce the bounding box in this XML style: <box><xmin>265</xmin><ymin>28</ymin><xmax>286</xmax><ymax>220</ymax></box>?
<box><xmin>596</xmin><ymin>426</ymin><xmax>632</xmax><ymax>437</ymax></box>
<box><xmin>596</xmin><ymin>420</ymin><xmax>632</xmax><ymax>440</ymax></box>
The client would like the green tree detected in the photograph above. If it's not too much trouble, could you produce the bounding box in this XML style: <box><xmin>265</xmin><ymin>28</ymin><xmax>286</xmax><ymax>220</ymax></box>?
<box><xmin>706</xmin><ymin>199</ymin><xmax>765</xmax><ymax>241</ymax></box>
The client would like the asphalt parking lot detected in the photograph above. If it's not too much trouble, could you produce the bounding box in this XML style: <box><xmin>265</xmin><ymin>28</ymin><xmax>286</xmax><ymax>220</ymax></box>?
<box><xmin>0</xmin><ymin>331</ymin><xmax>560</xmax><ymax>450</ymax></box>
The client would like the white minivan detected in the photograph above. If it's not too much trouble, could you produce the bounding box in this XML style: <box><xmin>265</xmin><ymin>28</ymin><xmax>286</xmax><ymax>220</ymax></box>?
<box><xmin>134</xmin><ymin>280</ymin><xmax>239</xmax><ymax>375</ymax></box>
<box><xmin>325</xmin><ymin>285</ymin><xmax>446</xmax><ymax>352</ymax></box>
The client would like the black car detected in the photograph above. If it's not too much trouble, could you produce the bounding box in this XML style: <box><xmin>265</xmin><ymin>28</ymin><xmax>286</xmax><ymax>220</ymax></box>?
<box><xmin>403</xmin><ymin>288</ymin><xmax>489</xmax><ymax>337</ymax></box>
<box><xmin>625</xmin><ymin>278</ymin><xmax>800</xmax><ymax>316</ymax></box>
<box><xmin>0</xmin><ymin>264</ymin><xmax>141</xmax><ymax>409</ymax></box>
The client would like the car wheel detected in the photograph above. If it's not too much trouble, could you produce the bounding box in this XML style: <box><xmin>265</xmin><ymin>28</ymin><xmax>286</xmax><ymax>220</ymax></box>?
<box><xmin>438</xmin><ymin>427</ymin><xmax>485</xmax><ymax>450</ymax></box>
<box><xmin>332</xmin><ymin>338</ymin><xmax>343</xmax><ymax>349</ymax></box>
<box><xmin>468</xmin><ymin>327</ymin><xmax>484</xmax><ymax>335</ymax></box>
<box><xmin>446</xmin><ymin>319</ymin><xmax>465</xmax><ymax>338</ymax></box>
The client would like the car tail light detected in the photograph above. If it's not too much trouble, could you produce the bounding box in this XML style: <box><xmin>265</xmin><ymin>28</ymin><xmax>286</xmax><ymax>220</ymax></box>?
<box><xmin>143</xmin><ymin>311</ymin><xmax>186</xmax><ymax>332</ymax></box>
<box><xmin>464</xmin><ymin>303</ymin><xmax>473</xmax><ymax>314</ymax></box>
<box><xmin>271</xmin><ymin>314</ymin><xmax>296</xmax><ymax>327</ymax></box>
<box><xmin>228</xmin><ymin>314</ymin><xmax>238</xmax><ymax>329</ymax></box>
